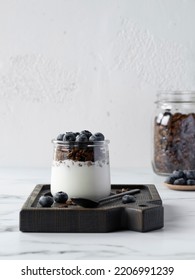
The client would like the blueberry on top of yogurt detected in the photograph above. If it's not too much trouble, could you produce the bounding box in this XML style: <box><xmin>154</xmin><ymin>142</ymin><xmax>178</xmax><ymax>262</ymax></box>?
<box><xmin>75</xmin><ymin>133</ymin><xmax>88</xmax><ymax>142</ymax></box>
<box><xmin>57</xmin><ymin>133</ymin><xmax>65</xmax><ymax>141</ymax></box>
<box><xmin>56</xmin><ymin>130</ymin><xmax>105</xmax><ymax>142</ymax></box>
<box><xmin>89</xmin><ymin>132</ymin><xmax>105</xmax><ymax>142</ymax></box>
<box><xmin>63</xmin><ymin>132</ymin><xmax>76</xmax><ymax>142</ymax></box>
<box><xmin>80</xmin><ymin>130</ymin><xmax>92</xmax><ymax>139</ymax></box>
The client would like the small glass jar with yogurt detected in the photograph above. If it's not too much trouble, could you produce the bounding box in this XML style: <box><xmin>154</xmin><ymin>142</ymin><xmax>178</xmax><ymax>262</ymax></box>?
<box><xmin>51</xmin><ymin>136</ymin><xmax>111</xmax><ymax>200</ymax></box>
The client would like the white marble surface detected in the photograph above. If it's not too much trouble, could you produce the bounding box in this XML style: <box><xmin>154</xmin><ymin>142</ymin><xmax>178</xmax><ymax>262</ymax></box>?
<box><xmin>0</xmin><ymin>167</ymin><xmax>195</xmax><ymax>260</ymax></box>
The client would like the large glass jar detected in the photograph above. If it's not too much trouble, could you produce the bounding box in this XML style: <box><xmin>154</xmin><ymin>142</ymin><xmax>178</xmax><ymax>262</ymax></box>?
<box><xmin>51</xmin><ymin>140</ymin><xmax>111</xmax><ymax>200</ymax></box>
<box><xmin>152</xmin><ymin>91</ymin><xmax>195</xmax><ymax>175</ymax></box>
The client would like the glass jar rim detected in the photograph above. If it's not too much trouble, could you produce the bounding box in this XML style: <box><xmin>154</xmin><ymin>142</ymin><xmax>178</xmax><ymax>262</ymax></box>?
<box><xmin>155</xmin><ymin>91</ymin><xmax>195</xmax><ymax>104</ymax></box>
<box><xmin>52</xmin><ymin>139</ymin><xmax>110</xmax><ymax>146</ymax></box>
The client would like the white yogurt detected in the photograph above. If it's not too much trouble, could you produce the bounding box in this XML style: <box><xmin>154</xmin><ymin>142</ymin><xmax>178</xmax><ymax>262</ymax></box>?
<box><xmin>51</xmin><ymin>160</ymin><xmax>111</xmax><ymax>200</ymax></box>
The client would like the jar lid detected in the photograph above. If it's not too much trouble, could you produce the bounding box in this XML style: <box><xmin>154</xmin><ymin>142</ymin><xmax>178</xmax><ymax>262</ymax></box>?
<box><xmin>156</xmin><ymin>91</ymin><xmax>195</xmax><ymax>104</ymax></box>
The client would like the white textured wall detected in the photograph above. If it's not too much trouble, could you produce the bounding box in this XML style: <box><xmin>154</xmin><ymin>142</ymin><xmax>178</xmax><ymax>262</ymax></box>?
<box><xmin>0</xmin><ymin>0</ymin><xmax>195</xmax><ymax>169</ymax></box>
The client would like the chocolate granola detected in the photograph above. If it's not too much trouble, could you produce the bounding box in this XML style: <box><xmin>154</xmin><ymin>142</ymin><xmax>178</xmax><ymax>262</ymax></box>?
<box><xmin>54</xmin><ymin>145</ymin><xmax>105</xmax><ymax>162</ymax></box>
<box><xmin>153</xmin><ymin>112</ymin><xmax>195</xmax><ymax>174</ymax></box>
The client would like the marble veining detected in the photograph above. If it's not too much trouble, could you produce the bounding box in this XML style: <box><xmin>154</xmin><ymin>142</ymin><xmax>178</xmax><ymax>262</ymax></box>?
<box><xmin>1</xmin><ymin>167</ymin><xmax>195</xmax><ymax>260</ymax></box>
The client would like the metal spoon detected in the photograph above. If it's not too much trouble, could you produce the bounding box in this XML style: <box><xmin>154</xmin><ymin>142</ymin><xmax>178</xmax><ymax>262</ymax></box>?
<box><xmin>71</xmin><ymin>188</ymin><xmax>140</xmax><ymax>208</ymax></box>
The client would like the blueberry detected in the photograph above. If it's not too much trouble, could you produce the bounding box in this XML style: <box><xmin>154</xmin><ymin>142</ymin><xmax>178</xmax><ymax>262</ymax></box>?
<box><xmin>63</xmin><ymin>132</ymin><xmax>76</xmax><ymax>142</ymax></box>
<box><xmin>38</xmin><ymin>195</ymin><xmax>54</xmax><ymax>207</ymax></box>
<box><xmin>165</xmin><ymin>175</ymin><xmax>175</xmax><ymax>184</ymax></box>
<box><xmin>76</xmin><ymin>133</ymin><xmax>88</xmax><ymax>142</ymax></box>
<box><xmin>185</xmin><ymin>170</ymin><xmax>195</xmax><ymax>180</ymax></box>
<box><xmin>57</xmin><ymin>133</ymin><xmax>65</xmax><ymax>141</ymax></box>
<box><xmin>80</xmin><ymin>130</ymin><xmax>92</xmax><ymax>139</ymax></box>
<box><xmin>187</xmin><ymin>179</ymin><xmax>195</xmax><ymax>185</ymax></box>
<box><xmin>172</xmin><ymin>170</ymin><xmax>185</xmax><ymax>179</ymax></box>
<box><xmin>54</xmin><ymin>191</ymin><xmax>68</xmax><ymax>203</ymax></box>
<box><xmin>90</xmin><ymin>132</ymin><xmax>105</xmax><ymax>141</ymax></box>
<box><xmin>89</xmin><ymin>135</ymin><xmax>98</xmax><ymax>142</ymax></box>
<box><xmin>173</xmin><ymin>178</ymin><xmax>186</xmax><ymax>185</ymax></box>
<box><xmin>74</xmin><ymin>132</ymin><xmax>80</xmax><ymax>137</ymax></box>
<box><xmin>122</xmin><ymin>195</ymin><xmax>136</xmax><ymax>204</ymax></box>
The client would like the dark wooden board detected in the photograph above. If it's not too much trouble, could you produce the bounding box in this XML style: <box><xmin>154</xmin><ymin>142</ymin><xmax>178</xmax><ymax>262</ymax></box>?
<box><xmin>20</xmin><ymin>184</ymin><xmax>164</xmax><ymax>233</ymax></box>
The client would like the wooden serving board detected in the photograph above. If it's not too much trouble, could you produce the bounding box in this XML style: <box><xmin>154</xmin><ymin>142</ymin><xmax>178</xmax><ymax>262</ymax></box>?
<box><xmin>20</xmin><ymin>184</ymin><xmax>164</xmax><ymax>233</ymax></box>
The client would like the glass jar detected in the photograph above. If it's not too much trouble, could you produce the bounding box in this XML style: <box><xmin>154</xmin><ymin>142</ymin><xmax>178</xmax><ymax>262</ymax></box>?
<box><xmin>152</xmin><ymin>91</ymin><xmax>195</xmax><ymax>175</ymax></box>
<box><xmin>51</xmin><ymin>140</ymin><xmax>111</xmax><ymax>200</ymax></box>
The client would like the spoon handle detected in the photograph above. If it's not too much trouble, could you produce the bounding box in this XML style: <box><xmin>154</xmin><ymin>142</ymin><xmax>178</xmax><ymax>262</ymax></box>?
<box><xmin>99</xmin><ymin>188</ymin><xmax>140</xmax><ymax>203</ymax></box>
